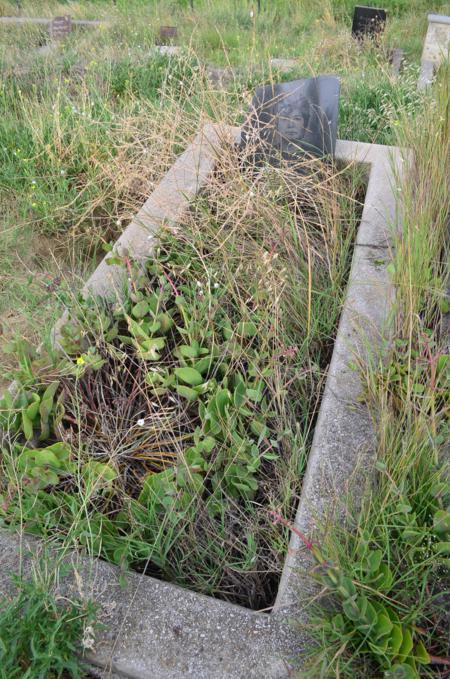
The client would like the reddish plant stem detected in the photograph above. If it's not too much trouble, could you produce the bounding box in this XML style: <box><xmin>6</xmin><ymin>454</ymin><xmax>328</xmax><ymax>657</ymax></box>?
<box><xmin>430</xmin><ymin>657</ymin><xmax>450</xmax><ymax>667</ymax></box>
<box><xmin>163</xmin><ymin>269</ymin><xmax>179</xmax><ymax>297</ymax></box>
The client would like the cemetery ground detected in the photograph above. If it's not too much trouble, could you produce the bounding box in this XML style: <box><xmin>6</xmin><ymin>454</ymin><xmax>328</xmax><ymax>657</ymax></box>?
<box><xmin>0</xmin><ymin>1</ymin><xmax>449</xmax><ymax>678</ymax></box>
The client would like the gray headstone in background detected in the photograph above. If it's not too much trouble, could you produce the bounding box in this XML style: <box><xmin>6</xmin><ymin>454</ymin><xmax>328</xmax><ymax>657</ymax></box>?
<box><xmin>157</xmin><ymin>25</ymin><xmax>178</xmax><ymax>45</ymax></box>
<box><xmin>390</xmin><ymin>48</ymin><xmax>405</xmax><ymax>77</ymax></box>
<box><xmin>51</xmin><ymin>15</ymin><xmax>72</xmax><ymax>40</ymax></box>
<box><xmin>242</xmin><ymin>75</ymin><xmax>340</xmax><ymax>162</ymax></box>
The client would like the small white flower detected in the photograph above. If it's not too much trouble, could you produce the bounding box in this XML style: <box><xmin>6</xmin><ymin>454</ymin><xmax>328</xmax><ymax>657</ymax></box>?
<box><xmin>137</xmin><ymin>418</ymin><xmax>145</xmax><ymax>427</ymax></box>
<box><xmin>116</xmin><ymin>219</ymin><xmax>122</xmax><ymax>226</ymax></box>
<box><xmin>31</xmin><ymin>180</ymin><xmax>36</xmax><ymax>185</ymax></box>
<box><xmin>60</xmin><ymin>169</ymin><xmax>66</xmax><ymax>176</ymax></box>
<box><xmin>82</xmin><ymin>625</ymin><xmax>95</xmax><ymax>651</ymax></box>
<box><xmin>214</xmin><ymin>282</ymin><xmax>220</xmax><ymax>289</ymax></box>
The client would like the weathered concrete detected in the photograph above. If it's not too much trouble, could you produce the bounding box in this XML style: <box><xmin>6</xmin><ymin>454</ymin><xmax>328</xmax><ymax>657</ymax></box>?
<box><xmin>0</xmin><ymin>132</ymin><xmax>409</xmax><ymax>678</ymax></box>
<box><xmin>270</xmin><ymin>57</ymin><xmax>299</xmax><ymax>74</ymax></box>
<box><xmin>390</xmin><ymin>47</ymin><xmax>405</xmax><ymax>78</ymax></box>
<box><xmin>274</xmin><ymin>140</ymin><xmax>409</xmax><ymax>613</ymax></box>
<box><xmin>418</xmin><ymin>14</ymin><xmax>450</xmax><ymax>89</ymax></box>
<box><xmin>0</xmin><ymin>532</ymin><xmax>297</xmax><ymax>679</ymax></box>
<box><xmin>150</xmin><ymin>45</ymin><xmax>182</xmax><ymax>57</ymax></box>
<box><xmin>206</xmin><ymin>66</ymin><xmax>236</xmax><ymax>88</ymax></box>
<box><xmin>82</xmin><ymin>124</ymin><xmax>235</xmax><ymax>300</ymax></box>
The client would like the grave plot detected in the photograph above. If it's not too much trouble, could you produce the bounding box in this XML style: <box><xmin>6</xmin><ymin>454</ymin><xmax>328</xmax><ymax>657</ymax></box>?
<box><xmin>0</xmin><ymin>121</ymin><xmax>408</xmax><ymax>677</ymax></box>
<box><xmin>0</xmin><ymin>113</ymin><xmax>369</xmax><ymax>612</ymax></box>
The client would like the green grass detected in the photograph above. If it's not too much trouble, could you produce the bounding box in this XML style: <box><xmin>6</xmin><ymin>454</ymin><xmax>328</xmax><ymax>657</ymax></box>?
<box><xmin>0</xmin><ymin>573</ymin><xmax>95</xmax><ymax>678</ymax></box>
<box><xmin>0</xmin><ymin>0</ymin><xmax>438</xmax><ymax>389</ymax></box>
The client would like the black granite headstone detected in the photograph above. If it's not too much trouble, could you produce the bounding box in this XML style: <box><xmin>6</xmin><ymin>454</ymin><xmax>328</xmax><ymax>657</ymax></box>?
<box><xmin>241</xmin><ymin>75</ymin><xmax>340</xmax><ymax>163</ymax></box>
<box><xmin>352</xmin><ymin>6</ymin><xmax>387</xmax><ymax>39</ymax></box>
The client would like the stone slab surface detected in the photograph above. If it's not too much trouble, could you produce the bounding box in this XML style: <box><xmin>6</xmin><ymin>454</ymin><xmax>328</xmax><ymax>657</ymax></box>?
<box><xmin>0</xmin><ymin>16</ymin><xmax>103</xmax><ymax>26</ymax></box>
<box><xmin>270</xmin><ymin>58</ymin><xmax>300</xmax><ymax>73</ymax></box>
<box><xmin>84</xmin><ymin>124</ymin><xmax>237</xmax><ymax>299</ymax></box>
<box><xmin>0</xmin><ymin>532</ymin><xmax>297</xmax><ymax>679</ymax></box>
<box><xmin>419</xmin><ymin>14</ymin><xmax>450</xmax><ymax>89</ymax></box>
<box><xmin>150</xmin><ymin>45</ymin><xmax>182</xmax><ymax>57</ymax></box>
<box><xmin>390</xmin><ymin>47</ymin><xmax>405</xmax><ymax>77</ymax></box>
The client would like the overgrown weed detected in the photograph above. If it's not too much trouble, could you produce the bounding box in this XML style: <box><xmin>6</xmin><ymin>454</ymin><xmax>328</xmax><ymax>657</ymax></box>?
<box><xmin>0</xmin><ymin>569</ymin><xmax>96</xmax><ymax>678</ymax></box>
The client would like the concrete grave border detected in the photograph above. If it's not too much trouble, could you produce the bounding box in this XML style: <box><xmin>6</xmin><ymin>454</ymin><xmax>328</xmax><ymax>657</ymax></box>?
<box><xmin>418</xmin><ymin>14</ymin><xmax>450</xmax><ymax>90</ymax></box>
<box><xmin>0</xmin><ymin>125</ymin><xmax>409</xmax><ymax>678</ymax></box>
<box><xmin>0</xmin><ymin>15</ymin><xmax>103</xmax><ymax>28</ymax></box>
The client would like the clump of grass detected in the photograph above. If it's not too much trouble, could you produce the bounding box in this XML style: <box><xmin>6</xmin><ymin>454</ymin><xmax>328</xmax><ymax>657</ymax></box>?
<box><xmin>0</xmin><ymin>575</ymin><xmax>95</xmax><ymax>678</ymax></box>
<box><xmin>339</xmin><ymin>64</ymin><xmax>424</xmax><ymax>145</ymax></box>
<box><xmin>0</xmin><ymin>50</ymin><xmax>217</xmax><ymax>388</ymax></box>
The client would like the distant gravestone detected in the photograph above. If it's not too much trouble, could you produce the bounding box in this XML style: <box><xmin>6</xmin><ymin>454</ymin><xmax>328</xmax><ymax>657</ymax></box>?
<box><xmin>390</xmin><ymin>48</ymin><xmax>405</xmax><ymax>77</ymax></box>
<box><xmin>352</xmin><ymin>6</ymin><xmax>386</xmax><ymax>39</ymax></box>
<box><xmin>157</xmin><ymin>25</ymin><xmax>178</xmax><ymax>45</ymax></box>
<box><xmin>51</xmin><ymin>15</ymin><xmax>72</xmax><ymax>40</ymax></box>
<box><xmin>241</xmin><ymin>76</ymin><xmax>340</xmax><ymax>163</ymax></box>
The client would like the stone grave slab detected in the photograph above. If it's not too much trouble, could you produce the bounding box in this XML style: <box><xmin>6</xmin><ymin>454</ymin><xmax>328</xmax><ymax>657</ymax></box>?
<box><xmin>0</xmin><ymin>123</ymin><xmax>411</xmax><ymax>677</ymax></box>
<box><xmin>270</xmin><ymin>58</ymin><xmax>299</xmax><ymax>74</ymax></box>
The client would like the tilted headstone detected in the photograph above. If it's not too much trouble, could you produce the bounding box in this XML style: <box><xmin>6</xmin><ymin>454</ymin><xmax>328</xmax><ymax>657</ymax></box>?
<box><xmin>51</xmin><ymin>15</ymin><xmax>72</xmax><ymax>40</ymax></box>
<box><xmin>241</xmin><ymin>76</ymin><xmax>340</xmax><ymax>163</ymax></box>
<box><xmin>352</xmin><ymin>6</ymin><xmax>386</xmax><ymax>39</ymax></box>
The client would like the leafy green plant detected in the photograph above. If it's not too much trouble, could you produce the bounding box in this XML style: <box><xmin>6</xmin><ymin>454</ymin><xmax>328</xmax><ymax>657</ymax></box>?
<box><xmin>273</xmin><ymin>513</ymin><xmax>441</xmax><ymax>679</ymax></box>
<box><xmin>0</xmin><ymin>381</ymin><xmax>61</xmax><ymax>443</ymax></box>
<box><xmin>15</xmin><ymin>442</ymin><xmax>72</xmax><ymax>489</ymax></box>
